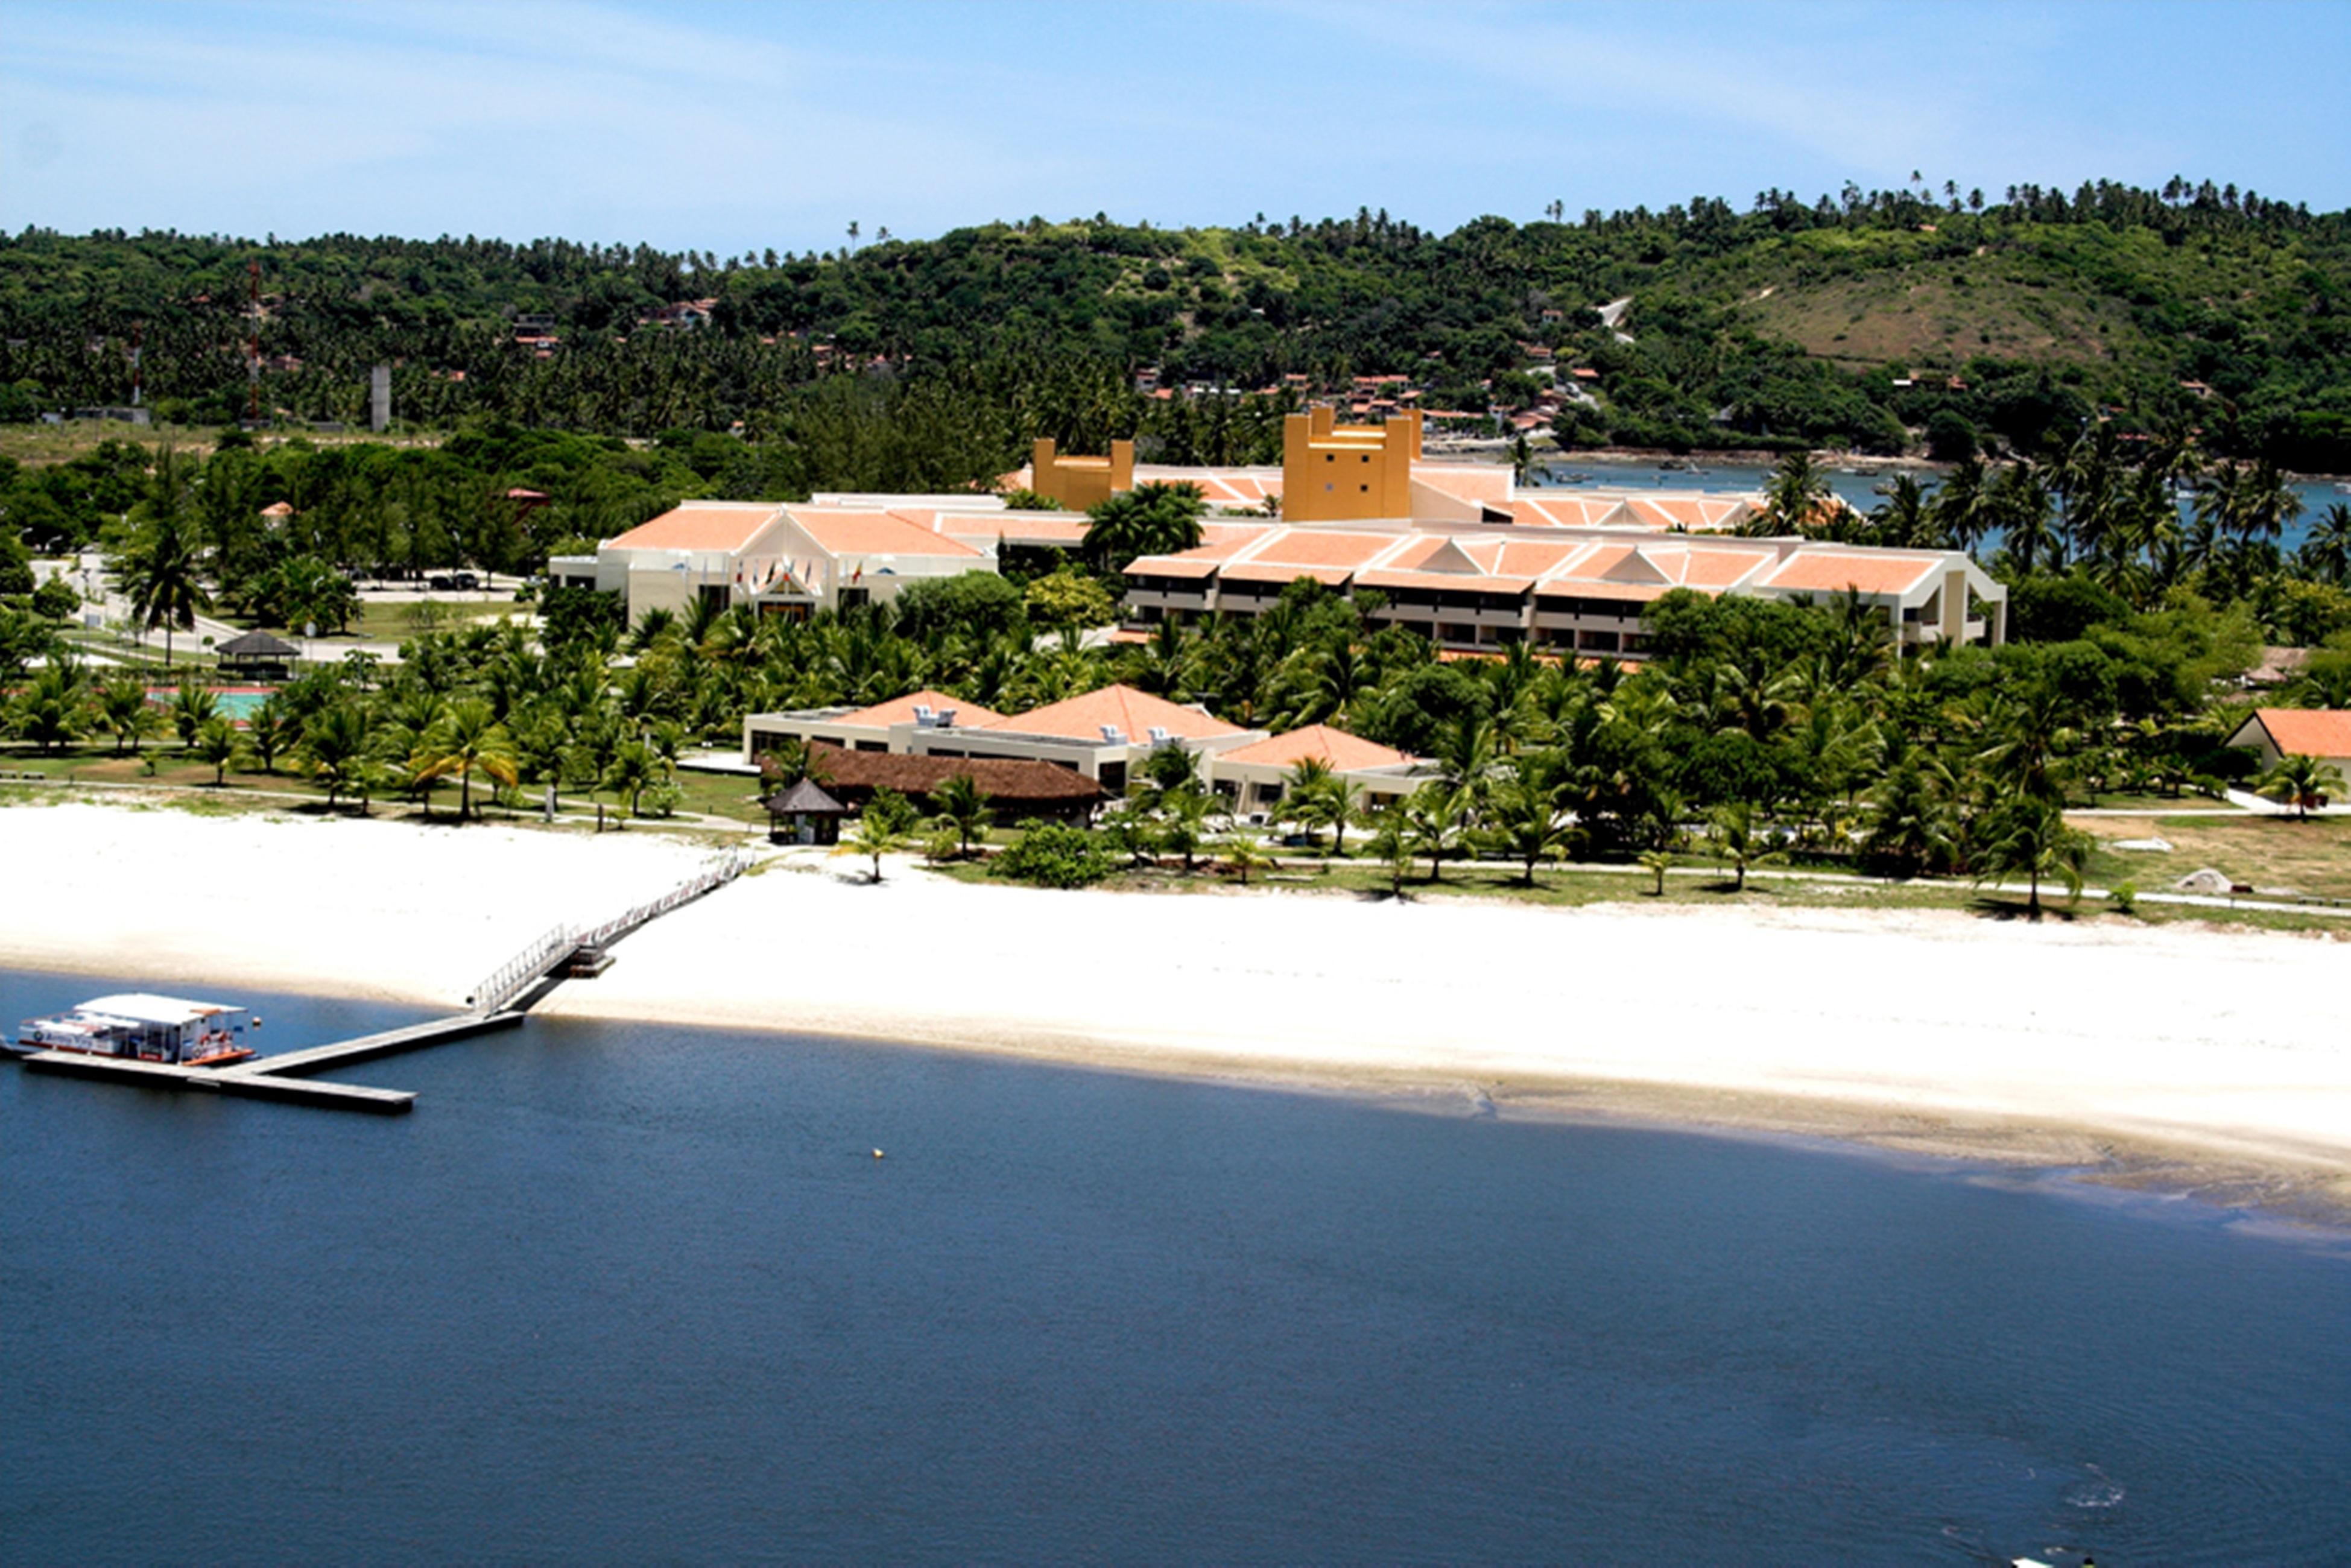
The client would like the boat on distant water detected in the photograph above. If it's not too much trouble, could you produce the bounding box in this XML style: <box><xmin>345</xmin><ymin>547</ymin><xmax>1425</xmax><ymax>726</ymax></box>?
<box><xmin>10</xmin><ymin>994</ymin><xmax>256</xmax><ymax>1067</ymax></box>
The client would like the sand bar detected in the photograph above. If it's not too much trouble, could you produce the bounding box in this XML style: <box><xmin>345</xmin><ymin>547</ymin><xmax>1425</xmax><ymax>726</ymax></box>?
<box><xmin>5</xmin><ymin>801</ymin><xmax>2348</xmax><ymax>1217</ymax></box>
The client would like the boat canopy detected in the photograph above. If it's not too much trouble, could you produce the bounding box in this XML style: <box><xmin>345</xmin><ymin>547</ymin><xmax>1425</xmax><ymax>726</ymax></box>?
<box><xmin>75</xmin><ymin>994</ymin><xmax>238</xmax><ymax>1027</ymax></box>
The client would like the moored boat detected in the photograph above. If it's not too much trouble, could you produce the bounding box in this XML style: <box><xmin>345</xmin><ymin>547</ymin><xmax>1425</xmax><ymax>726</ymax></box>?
<box><xmin>11</xmin><ymin>994</ymin><xmax>256</xmax><ymax>1067</ymax></box>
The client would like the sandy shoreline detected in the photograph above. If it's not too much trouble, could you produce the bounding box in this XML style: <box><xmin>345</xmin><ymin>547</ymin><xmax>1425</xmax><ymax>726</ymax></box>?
<box><xmin>7</xmin><ymin>801</ymin><xmax>2349</xmax><ymax>1221</ymax></box>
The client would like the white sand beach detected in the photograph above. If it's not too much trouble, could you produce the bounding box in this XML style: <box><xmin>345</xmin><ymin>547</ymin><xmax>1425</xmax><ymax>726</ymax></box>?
<box><xmin>6</xmin><ymin>800</ymin><xmax>2348</xmax><ymax>1213</ymax></box>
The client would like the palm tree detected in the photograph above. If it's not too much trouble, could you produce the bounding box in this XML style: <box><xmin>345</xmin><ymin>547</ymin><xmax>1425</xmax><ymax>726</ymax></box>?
<box><xmin>1221</xmin><ymin>832</ymin><xmax>1275</xmax><ymax>885</ymax></box>
<box><xmin>414</xmin><ymin>696</ymin><xmax>521</xmax><ymax>821</ymax></box>
<box><xmin>1486</xmin><ymin>768</ymin><xmax>1575</xmax><ymax>886</ymax></box>
<box><xmin>839</xmin><ymin>788</ymin><xmax>920</xmax><ymax>882</ymax></box>
<box><xmin>1706</xmin><ymin>801</ymin><xmax>1780</xmax><ymax>892</ymax></box>
<box><xmin>2254</xmin><ymin>753</ymin><xmax>2345</xmax><ymax>821</ymax></box>
<box><xmin>1637</xmin><ymin>848</ymin><xmax>1674</xmax><ymax>896</ymax></box>
<box><xmin>1359</xmin><ymin>808</ymin><xmax>1413</xmax><ymax>898</ymax></box>
<box><xmin>1084</xmin><ymin>481</ymin><xmax>1206</xmax><ymax>572</ymax></box>
<box><xmin>2300</xmin><ymin>503</ymin><xmax>2351</xmax><ymax>586</ymax></box>
<box><xmin>13</xmin><ymin>660</ymin><xmax>90</xmax><ymax>754</ymax></box>
<box><xmin>169</xmin><ymin>680</ymin><xmax>219</xmax><ymax>749</ymax></box>
<box><xmin>598</xmin><ymin>739</ymin><xmax>661</xmax><ymax>818</ymax></box>
<box><xmin>927</xmin><ymin>773</ymin><xmax>995</xmax><ymax>857</ymax></box>
<box><xmin>1283</xmin><ymin>759</ymin><xmax>1356</xmax><ymax>858</ymax></box>
<box><xmin>1402</xmin><ymin>781</ymin><xmax>1464</xmax><ymax>882</ymax></box>
<box><xmin>191</xmin><ymin>716</ymin><xmax>244</xmax><ymax>785</ymax></box>
<box><xmin>112</xmin><ymin>508</ymin><xmax>213</xmax><ymax>666</ymax></box>
<box><xmin>1758</xmin><ymin>451</ymin><xmax>1832</xmax><ymax>534</ymax></box>
<box><xmin>299</xmin><ymin>701</ymin><xmax>375</xmax><ymax>811</ymax></box>
<box><xmin>1976</xmin><ymin>797</ymin><xmax>2092</xmax><ymax>918</ymax></box>
<box><xmin>97</xmin><ymin>675</ymin><xmax>160</xmax><ymax>755</ymax></box>
<box><xmin>245</xmin><ymin>692</ymin><xmax>299</xmax><ymax>774</ymax></box>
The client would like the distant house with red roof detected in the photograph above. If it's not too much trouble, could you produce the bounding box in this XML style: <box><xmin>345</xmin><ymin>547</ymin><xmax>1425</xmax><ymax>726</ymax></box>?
<box><xmin>2226</xmin><ymin>709</ymin><xmax>2351</xmax><ymax>779</ymax></box>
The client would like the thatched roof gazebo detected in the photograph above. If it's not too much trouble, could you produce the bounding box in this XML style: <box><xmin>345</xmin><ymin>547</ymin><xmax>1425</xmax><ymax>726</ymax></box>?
<box><xmin>763</xmin><ymin>777</ymin><xmax>850</xmax><ymax>846</ymax></box>
<box><xmin>214</xmin><ymin>629</ymin><xmax>300</xmax><ymax>681</ymax></box>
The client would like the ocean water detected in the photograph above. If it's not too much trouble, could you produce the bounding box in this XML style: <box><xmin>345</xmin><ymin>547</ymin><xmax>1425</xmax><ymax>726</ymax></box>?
<box><xmin>4</xmin><ymin>970</ymin><xmax>2347</xmax><ymax>1566</ymax></box>
<box><xmin>1538</xmin><ymin>457</ymin><xmax>2341</xmax><ymax>554</ymax></box>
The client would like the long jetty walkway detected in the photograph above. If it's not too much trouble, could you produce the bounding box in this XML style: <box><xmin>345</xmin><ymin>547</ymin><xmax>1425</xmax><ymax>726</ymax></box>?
<box><xmin>22</xmin><ymin>850</ymin><xmax>752</xmax><ymax>1114</ymax></box>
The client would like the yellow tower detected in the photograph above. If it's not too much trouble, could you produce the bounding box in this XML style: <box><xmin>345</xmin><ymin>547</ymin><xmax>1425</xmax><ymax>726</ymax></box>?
<box><xmin>1028</xmin><ymin>437</ymin><xmax>1135</xmax><ymax>511</ymax></box>
<box><xmin>1280</xmin><ymin>407</ymin><xmax>1420</xmax><ymax>521</ymax></box>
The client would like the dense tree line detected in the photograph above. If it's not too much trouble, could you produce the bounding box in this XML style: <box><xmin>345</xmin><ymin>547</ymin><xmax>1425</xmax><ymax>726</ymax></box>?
<box><xmin>4</xmin><ymin>176</ymin><xmax>2347</xmax><ymax>464</ymax></box>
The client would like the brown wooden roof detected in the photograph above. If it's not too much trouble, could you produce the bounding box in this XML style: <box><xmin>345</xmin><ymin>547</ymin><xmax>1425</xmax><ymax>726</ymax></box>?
<box><xmin>796</xmin><ymin>742</ymin><xmax>1103</xmax><ymax>805</ymax></box>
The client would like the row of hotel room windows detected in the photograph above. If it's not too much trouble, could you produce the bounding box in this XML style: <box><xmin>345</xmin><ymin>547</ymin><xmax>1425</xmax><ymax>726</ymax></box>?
<box><xmin>1127</xmin><ymin>601</ymin><xmax>1648</xmax><ymax>652</ymax></box>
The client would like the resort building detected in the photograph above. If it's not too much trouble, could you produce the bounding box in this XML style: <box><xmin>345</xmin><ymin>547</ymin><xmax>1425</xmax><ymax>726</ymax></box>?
<box><xmin>744</xmin><ymin>682</ymin><xmax>1266</xmax><ymax>797</ymax></box>
<box><xmin>1122</xmin><ymin>521</ymin><xmax>2007</xmax><ymax>655</ymax></box>
<box><xmin>552</xmin><ymin>499</ymin><xmax>996</xmax><ymax>624</ymax></box>
<box><xmin>1207</xmin><ymin>724</ymin><xmax>1428</xmax><ymax>818</ymax></box>
<box><xmin>2226</xmin><ymin>709</ymin><xmax>2351</xmax><ymax>777</ymax></box>
<box><xmin>1027</xmin><ymin>438</ymin><xmax>1134</xmax><ymax>510</ymax></box>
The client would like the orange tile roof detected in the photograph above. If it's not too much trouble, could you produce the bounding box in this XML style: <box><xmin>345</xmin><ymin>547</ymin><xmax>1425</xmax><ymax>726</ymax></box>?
<box><xmin>1504</xmin><ymin>496</ymin><xmax>1633</xmax><ymax>528</ymax></box>
<box><xmin>1410</xmin><ymin>464</ymin><xmax>1516</xmax><ymax>503</ymax></box>
<box><xmin>1622</xmin><ymin>495</ymin><xmax>1751</xmax><ymax>530</ymax></box>
<box><xmin>1218</xmin><ymin>724</ymin><xmax>1413</xmax><ymax>771</ymax></box>
<box><xmin>785</xmin><ymin>508</ymin><xmax>982</xmax><ymax>560</ymax></box>
<box><xmin>1492</xmin><ymin>539</ymin><xmax>1591</xmax><ymax>577</ymax></box>
<box><xmin>1762</xmin><ymin>552</ymin><xmax>1938</xmax><ymax>595</ymax></box>
<box><xmin>2250</xmin><ymin>709</ymin><xmax>2351</xmax><ymax>758</ymax></box>
<box><xmin>948</xmin><ymin>513</ymin><xmax>1092</xmax><ymax>546</ymax></box>
<box><xmin>1238</xmin><ymin>530</ymin><xmax>1402</xmax><ymax>569</ymax></box>
<box><xmin>982</xmin><ymin>683</ymin><xmax>1246</xmax><ymax>743</ymax></box>
<box><xmin>606</xmin><ymin>504</ymin><xmax>781</xmax><ymax>552</ymax></box>
<box><xmin>1124</xmin><ymin>556</ymin><xmax>1224</xmax><ymax>580</ymax></box>
<box><xmin>832</xmin><ymin>690</ymin><xmax>1005</xmax><ymax>730</ymax></box>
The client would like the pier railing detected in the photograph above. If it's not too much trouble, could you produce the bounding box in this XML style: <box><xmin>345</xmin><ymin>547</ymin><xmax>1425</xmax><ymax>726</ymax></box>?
<box><xmin>469</xmin><ymin>923</ymin><xmax>577</xmax><ymax>1014</ymax></box>
<box><xmin>574</xmin><ymin>850</ymin><xmax>752</xmax><ymax>954</ymax></box>
<box><xmin>466</xmin><ymin>851</ymin><xmax>754</xmax><ymax>1015</ymax></box>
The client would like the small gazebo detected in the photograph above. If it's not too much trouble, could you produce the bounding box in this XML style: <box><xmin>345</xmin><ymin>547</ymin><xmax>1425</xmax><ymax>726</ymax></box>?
<box><xmin>763</xmin><ymin>777</ymin><xmax>849</xmax><ymax>846</ymax></box>
<box><xmin>214</xmin><ymin>630</ymin><xmax>300</xmax><ymax>681</ymax></box>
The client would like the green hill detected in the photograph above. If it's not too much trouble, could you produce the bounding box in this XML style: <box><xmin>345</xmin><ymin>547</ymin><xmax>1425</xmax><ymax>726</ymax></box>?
<box><xmin>3</xmin><ymin>178</ymin><xmax>2347</xmax><ymax>467</ymax></box>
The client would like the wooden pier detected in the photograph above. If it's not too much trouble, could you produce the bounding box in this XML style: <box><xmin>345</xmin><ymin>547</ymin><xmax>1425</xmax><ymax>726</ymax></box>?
<box><xmin>19</xmin><ymin>850</ymin><xmax>754</xmax><ymax>1116</ymax></box>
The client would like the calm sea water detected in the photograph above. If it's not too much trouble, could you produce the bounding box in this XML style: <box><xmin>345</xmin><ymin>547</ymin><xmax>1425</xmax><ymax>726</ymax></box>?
<box><xmin>4</xmin><ymin>970</ymin><xmax>2347</xmax><ymax>1565</ymax></box>
<box><xmin>1538</xmin><ymin>457</ymin><xmax>2341</xmax><ymax>554</ymax></box>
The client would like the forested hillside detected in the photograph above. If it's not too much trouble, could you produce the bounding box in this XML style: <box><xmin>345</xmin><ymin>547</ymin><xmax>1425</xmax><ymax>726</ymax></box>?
<box><xmin>3</xmin><ymin>178</ymin><xmax>2348</xmax><ymax>467</ymax></box>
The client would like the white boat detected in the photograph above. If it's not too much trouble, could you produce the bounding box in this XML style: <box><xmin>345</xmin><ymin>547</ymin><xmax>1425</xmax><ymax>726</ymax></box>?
<box><xmin>11</xmin><ymin>993</ymin><xmax>256</xmax><ymax>1067</ymax></box>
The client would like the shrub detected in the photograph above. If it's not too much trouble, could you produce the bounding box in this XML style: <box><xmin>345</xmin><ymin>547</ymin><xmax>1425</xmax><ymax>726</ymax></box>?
<box><xmin>989</xmin><ymin>820</ymin><xmax>1115</xmax><ymax>888</ymax></box>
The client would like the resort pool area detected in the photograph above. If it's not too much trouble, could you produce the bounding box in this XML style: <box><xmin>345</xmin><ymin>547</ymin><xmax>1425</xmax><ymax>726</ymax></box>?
<box><xmin>144</xmin><ymin>686</ymin><xmax>273</xmax><ymax>720</ymax></box>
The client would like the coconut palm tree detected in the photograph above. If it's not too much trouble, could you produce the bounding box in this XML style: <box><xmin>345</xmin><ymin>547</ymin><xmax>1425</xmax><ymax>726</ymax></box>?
<box><xmin>1486</xmin><ymin>765</ymin><xmax>1575</xmax><ymax>886</ymax></box>
<box><xmin>1758</xmin><ymin>451</ymin><xmax>1832</xmax><ymax>534</ymax></box>
<box><xmin>191</xmin><ymin>716</ymin><xmax>244</xmax><ymax>785</ymax></box>
<box><xmin>299</xmin><ymin>701</ymin><xmax>375</xmax><ymax>811</ymax></box>
<box><xmin>414</xmin><ymin>696</ymin><xmax>521</xmax><ymax>821</ymax></box>
<box><xmin>1402</xmin><ymin>780</ymin><xmax>1465</xmax><ymax>882</ymax></box>
<box><xmin>245</xmin><ymin>692</ymin><xmax>299</xmax><ymax>774</ymax></box>
<box><xmin>1975</xmin><ymin>797</ymin><xmax>2092</xmax><ymax>918</ymax></box>
<box><xmin>13</xmin><ymin>660</ymin><xmax>91</xmax><ymax>754</ymax></box>
<box><xmin>2300</xmin><ymin>503</ymin><xmax>2351</xmax><ymax>586</ymax></box>
<box><xmin>1359</xmin><ymin>808</ymin><xmax>1413</xmax><ymax>898</ymax></box>
<box><xmin>927</xmin><ymin>773</ymin><xmax>995</xmax><ymax>857</ymax></box>
<box><xmin>112</xmin><ymin>455</ymin><xmax>212</xmax><ymax>666</ymax></box>
<box><xmin>97</xmin><ymin>675</ymin><xmax>160</xmax><ymax>755</ymax></box>
<box><xmin>1706</xmin><ymin>800</ymin><xmax>1780</xmax><ymax>891</ymax></box>
<box><xmin>838</xmin><ymin>788</ymin><xmax>919</xmax><ymax>882</ymax></box>
<box><xmin>598</xmin><ymin>739</ymin><xmax>661</xmax><ymax>818</ymax></box>
<box><xmin>2254</xmin><ymin>753</ymin><xmax>2345</xmax><ymax>821</ymax></box>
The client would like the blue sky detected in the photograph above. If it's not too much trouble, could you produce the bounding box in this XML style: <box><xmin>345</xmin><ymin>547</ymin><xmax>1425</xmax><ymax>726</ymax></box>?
<box><xmin>4</xmin><ymin>1</ymin><xmax>2344</xmax><ymax>253</ymax></box>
